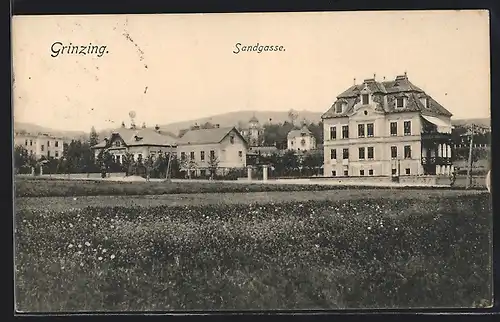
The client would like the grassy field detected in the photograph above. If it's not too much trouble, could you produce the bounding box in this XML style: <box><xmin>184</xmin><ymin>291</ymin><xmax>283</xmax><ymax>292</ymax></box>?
<box><xmin>14</xmin><ymin>175</ymin><xmax>486</xmax><ymax>198</ymax></box>
<box><xmin>15</xmin><ymin>183</ymin><xmax>493</xmax><ymax>311</ymax></box>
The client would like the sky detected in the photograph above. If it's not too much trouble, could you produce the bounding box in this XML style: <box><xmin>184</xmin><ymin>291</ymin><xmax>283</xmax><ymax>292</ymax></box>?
<box><xmin>12</xmin><ymin>10</ymin><xmax>490</xmax><ymax>132</ymax></box>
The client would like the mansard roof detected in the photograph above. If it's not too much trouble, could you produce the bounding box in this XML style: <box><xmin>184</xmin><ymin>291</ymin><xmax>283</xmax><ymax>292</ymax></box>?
<box><xmin>322</xmin><ymin>74</ymin><xmax>452</xmax><ymax>119</ymax></box>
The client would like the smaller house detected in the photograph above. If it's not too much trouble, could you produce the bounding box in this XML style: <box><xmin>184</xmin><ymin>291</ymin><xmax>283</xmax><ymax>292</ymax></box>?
<box><xmin>246</xmin><ymin>146</ymin><xmax>281</xmax><ymax>166</ymax></box>
<box><xmin>287</xmin><ymin>125</ymin><xmax>317</xmax><ymax>152</ymax></box>
<box><xmin>91</xmin><ymin>124</ymin><xmax>178</xmax><ymax>163</ymax></box>
<box><xmin>176</xmin><ymin>126</ymin><xmax>248</xmax><ymax>177</ymax></box>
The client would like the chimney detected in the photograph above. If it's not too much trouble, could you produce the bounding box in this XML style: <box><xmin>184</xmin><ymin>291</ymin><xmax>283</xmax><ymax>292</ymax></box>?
<box><xmin>154</xmin><ymin>124</ymin><xmax>160</xmax><ymax>131</ymax></box>
<box><xmin>121</xmin><ymin>121</ymin><xmax>126</xmax><ymax>128</ymax></box>
<box><xmin>353</xmin><ymin>78</ymin><xmax>356</xmax><ymax>85</ymax></box>
<box><xmin>142</xmin><ymin>122</ymin><xmax>146</xmax><ymax>129</ymax></box>
<box><xmin>373</xmin><ymin>73</ymin><xmax>376</xmax><ymax>80</ymax></box>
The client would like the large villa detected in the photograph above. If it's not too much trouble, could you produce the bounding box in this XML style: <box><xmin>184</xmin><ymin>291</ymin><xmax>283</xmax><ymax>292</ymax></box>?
<box><xmin>322</xmin><ymin>73</ymin><xmax>454</xmax><ymax>178</ymax></box>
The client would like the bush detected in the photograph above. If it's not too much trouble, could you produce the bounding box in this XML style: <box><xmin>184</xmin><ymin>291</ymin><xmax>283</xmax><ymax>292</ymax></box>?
<box><xmin>15</xmin><ymin>194</ymin><xmax>492</xmax><ymax>311</ymax></box>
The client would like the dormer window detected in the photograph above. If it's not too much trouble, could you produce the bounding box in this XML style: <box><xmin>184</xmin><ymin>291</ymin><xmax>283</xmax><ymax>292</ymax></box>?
<box><xmin>335</xmin><ymin>101</ymin><xmax>346</xmax><ymax>113</ymax></box>
<box><xmin>114</xmin><ymin>141</ymin><xmax>121</xmax><ymax>147</ymax></box>
<box><xmin>361</xmin><ymin>94</ymin><xmax>369</xmax><ymax>105</ymax></box>
<box><xmin>396</xmin><ymin>97</ymin><xmax>405</xmax><ymax>108</ymax></box>
<box><xmin>229</xmin><ymin>135</ymin><xmax>235</xmax><ymax>144</ymax></box>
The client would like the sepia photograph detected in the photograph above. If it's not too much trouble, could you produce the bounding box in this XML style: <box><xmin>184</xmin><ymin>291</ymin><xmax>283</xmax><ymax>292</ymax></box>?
<box><xmin>12</xmin><ymin>10</ymin><xmax>492</xmax><ymax>312</ymax></box>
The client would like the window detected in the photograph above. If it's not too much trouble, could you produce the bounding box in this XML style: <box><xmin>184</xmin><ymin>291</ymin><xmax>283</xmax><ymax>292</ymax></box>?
<box><xmin>405</xmin><ymin>168</ymin><xmax>411</xmax><ymax>175</ymax></box>
<box><xmin>360</xmin><ymin>170</ymin><xmax>365</xmax><ymax>176</ymax></box>
<box><xmin>238</xmin><ymin>151</ymin><xmax>243</xmax><ymax>158</ymax></box>
<box><xmin>116</xmin><ymin>155</ymin><xmax>121</xmax><ymax>163</ymax></box>
<box><xmin>404</xmin><ymin>121</ymin><xmax>411</xmax><ymax>136</ymax></box>
<box><xmin>344</xmin><ymin>170</ymin><xmax>349</xmax><ymax>176</ymax></box>
<box><xmin>230</xmin><ymin>135</ymin><xmax>235</xmax><ymax>144</ymax></box>
<box><xmin>200</xmin><ymin>151</ymin><xmax>205</xmax><ymax>161</ymax></box>
<box><xmin>137</xmin><ymin>153</ymin><xmax>143</xmax><ymax>160</ymax></box>
<box><xmin>369</xmin><ymin>169</ymin><xmax>374</xmax><ymax>176</ymax></box>
<box><xmin>391</xmin><ymin>146</ymin><xmax>397</xmax><ymax>159</ymax></box>
<box><xmin>426</xmin><ymin>98</ymin><xmax>430</xmax><ymax>108</ymax></box>
<box><xmin>342</xmin><ymin>125</ymin><xmax>349</xmax><ymax>139</ymax></box>
<box><xmin>392</xmin><ymin>168</ymin><xmax>397</xmax><ymax>175</ymax></box>
<box><xmin>342</xmin><ymin>148</ymin><xmax>349</xmax><ymax>159</ymax></box>
<box><xmin>330</xmin><ymin>127</ymin><xmax>337</xmax><ymax>140</ymax></box>
<box><xmin>362</xmin><ymin>94</ymin><xmax>369</xmax><ymax>105</ymax></box>
<box><xmin>358</xmin><ymin>124</ymin><xmax>365</xmax><ymax>138</ymax></box>
<box><xmin>396</xmin><ymin>97</ymin><xmax>404</xmax><ymax>108</ymax></box>
<box><xmin>367</xmin><ymin>147</ymin><xmax>374</xmax><ymax>159</ymax></box>
<box><xmin>47</xmin><ymin>141</ymin><xmax>50</xmax><ymax>147</ymax></box>
<box><xmin>190</xmin><ymin>152</ymin><xmax>195</xmax><ymax>160</ymax></box>
<box><xmin>404</xmin><ymin>145</ymin><xmax>412</xmax><ymax>159</ymax></box>
<box><xmin>55</xmin><ymin>151</ymin><xmax>59</xmax><ymax>158</ymax></box>
<box><xmin>330</xmin><ymin>149</ymin><xmax>337</xmax><ymax>159</ymax></box>
<box><xmin>390</xmin><ymin>122</ymin><xmax>398</xmax><ymax>136</ymax></box>
<box><xmin>210</xmin><ymin>150</ymin><xmax>215</xmax><ymax>159</ymax></box>
<box><xmin>335</xmin><ymin>102</ymin><xmax>343</xmax><ymax>113</ymax></box>
<box><xmin>47</xmin><ymin>151</ymin><xmax>51</xmax><ymax>158</ymax></box>
<box><xmin>41</xmin><ymin>145</ymin><xmax>44</xmax><ymax>152</ymax></box>
<box><xmin>367</xmin><ymin>123</ymin><xmax>374</xmax><ymax>137</ymax></box>
<box><xmin>332</xmin><ymin>170</ymin><xmax>337</xmax><ymax>176</ymax></box>
<box><xmin>358</xmin><ymin>147</ymin><xmax>365</xmax><ymax>160</ymax></box>
<box><xmin>115</xmin><ymin>141</ymin><xmax>121</xmax><ymax>147</ymax></box>
<box><xmin>55</xmin><ymin>141</ymin><xmax>59</xmax><ymax>147</ymax></box>
<box><xmin>25</xmin><ymin>140</ymin><xmax>28</xmax><ymax>146</ymax></box>
<box><xmin>181</xmin><ymin>152</ymin><xmax>186</xmax><ymax>160</ymax></box>
<box><xmin>29</xmin><ymin>140</ymin><xmax>32</xmax><ymax>146</ymax></box>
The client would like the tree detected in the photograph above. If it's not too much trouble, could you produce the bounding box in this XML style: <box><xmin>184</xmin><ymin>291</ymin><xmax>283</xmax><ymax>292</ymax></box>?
<box><xmin>89</xmin><ymin>126</ymin><xmax>99</xmax><ymax>147</ymax></box>
<box><xmin>14</xmin><ymin>145</ymin><xmax>29</xmax><ymax>171</ymax></box>
<box><xmin>302</xmin><ymin>152</ymin><xmax>323</xmax><ymax>176</ymax></box>
<box><xmin>288</xmin><ymin>109</ymin><xmax>299</xmax><ymax>126</ymax></box>
<box><xmin>144</xmin><ymin>155</ymin><xmax>154</xmax><ymax>180</ymax></box>
<box><xmin>207</xmin><ymin>153</ymin><xmax>220</xmax><ymax>177</ymax></box>
<box><xmin>282</xmin><ymin>150</ymin><xmax>299</xmax><ymax>175</ymax></box>
<box><xmin>121</xmin><ymin>152</ymin><xmax>134</xmax><ymax>176</ymax></box>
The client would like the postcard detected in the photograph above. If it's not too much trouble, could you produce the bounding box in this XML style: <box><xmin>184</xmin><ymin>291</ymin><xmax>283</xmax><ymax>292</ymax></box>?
<box><xmin>12</xmin><ymin>10</ymin><xmax>492</xmax><ymax>312</ymax></box>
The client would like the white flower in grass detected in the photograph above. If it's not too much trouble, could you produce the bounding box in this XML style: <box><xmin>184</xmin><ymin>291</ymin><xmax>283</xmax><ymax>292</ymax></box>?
<box><xmin>78</xmin><ymin>244</ymin><xmax>82</xmax><ymax>248</ymax></box>
<box><xmin>102</xmin><ymin>249</ymin><xmax>107</xmax><ymax>253</ymax></box>
<box><xmin>73</xmin><ymin>197</ymin><xmax>77</xmax><ymax>201</ymax></box>
<box><xmin>85</xmin><ymin>242</ymin><xmax>91</xmax><ymax>246</ymax></box>
<box><xmin>69</xmin><ymin>223</ymin><xmax>73</xmax><ymax>228</ymax></box>
<box><xmin>98</xmin><ymin>256</ymin><xmax>103</xmax><ymax>261</ymax></box>
<box><xmin>68</xmin><ymin>244</ymin><xmax>74</xmax><ymax>248</ymax></box>
<box><xmin>80</xmin><ymin>263</ymin><xmax>84</xmax><ymax>267</ymax></box>
<box><xmin>367</xmin><ymin>226</ymin><xmax>372</xmax><ymax>230</ymax></box>
<box><xmin>93</xmin><ymin>224</ymin><xmax>96</xmax><ymax>227</ymax></box>
<box><xmin>395</xmin><ymin>227</ymin><xmax>398</xmax><ymax>231</ymax></box>
<box><xmin>110</xmin><ymin>254</ymin><xmax>115</xmax><ymax>259</ymax></box>
<box><xmin>110</xmin><ymin>225</ymin><xmax>115</xmax><ymax>229</ymax></box>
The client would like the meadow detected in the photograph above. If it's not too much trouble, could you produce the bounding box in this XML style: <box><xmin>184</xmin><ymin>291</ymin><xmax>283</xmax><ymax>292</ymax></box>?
<box><xmin>14</xmin><ymin>179</ymin><xmax>492</xmax><ymax>312</ymax></box>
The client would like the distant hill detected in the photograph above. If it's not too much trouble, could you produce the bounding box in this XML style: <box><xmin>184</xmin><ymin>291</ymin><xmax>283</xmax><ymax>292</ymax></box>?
<box><xmin>14</xmin><ymin>113</ymin><xmax>490</xmax><ymax>142</ymax></box>
<box><xmin>155</xmin><ymin>110</ymin><xmax>324</xmax><ymax>136</ymax></box>
<box><xmin>451</xmin><ymin>118</ymin><xmax>491</xmax><ymax>128</ymax></box>
<box><xmin>13</xmin><ymin>122</ymin><xmax>88</xmax><ymax>140</ymax></box>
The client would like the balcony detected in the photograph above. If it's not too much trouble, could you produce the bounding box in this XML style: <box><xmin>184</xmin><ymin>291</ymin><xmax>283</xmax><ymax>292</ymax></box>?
<box><xmin>421</xmin><ymin>132</ymin><xmax>452</xmax><ymax>142</ymax></box>
<box><xmin>421</xmin><ymin>156</ymin><xmax>452</xmax><ymax>165</ymax></box>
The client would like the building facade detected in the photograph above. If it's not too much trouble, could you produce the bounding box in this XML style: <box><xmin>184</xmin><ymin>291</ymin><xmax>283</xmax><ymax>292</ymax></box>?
<box><xmin>14</xmin><ymin>131</ymin><xmax>66</xmax><ymax>159</ymax></box>
<box><xmin>322</xmin><ymin>73</ymin><xmax>454</xmax><ymax>177</ymax></box>
<box><xmin>287</xmin><ymin>125</ymin><xmax>317</xmax><ymax>152</ymax></box>
<box><xmin>176</xmin><ymin>126</ymin><xmax>248</xmax><ymax>177</ymax></box>
<box><xmin>90</xmin><ymin>124</ymin><xmax>178</xmax><ymax>163</ymax></box>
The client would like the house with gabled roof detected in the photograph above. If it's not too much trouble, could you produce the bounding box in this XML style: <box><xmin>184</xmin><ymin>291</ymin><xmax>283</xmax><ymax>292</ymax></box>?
<box><xmin>90</xmin><ymin>123</ymin><xmax>178</xmax><ymax>164</ymax></box>
<box><xmin>176</xmin><ymin>125</ymin><xmax>248</xmax><ymax>177</ymax></box>
<box><xmin>287</xmin><ymin>124</ymin><xmax>317</xmax><ymax>152</ymax></box>
<box><xmin>322</xmin><ymin>73</ymin><xmax>454</xmax><ymax>178</ymax></box>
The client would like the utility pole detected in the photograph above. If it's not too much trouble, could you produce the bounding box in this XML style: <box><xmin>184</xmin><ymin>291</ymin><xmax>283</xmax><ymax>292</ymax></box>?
<box><xmin>466</xmin><ymin>124</ymin><xmax>475</xmax><ymax>189</ymax></box>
